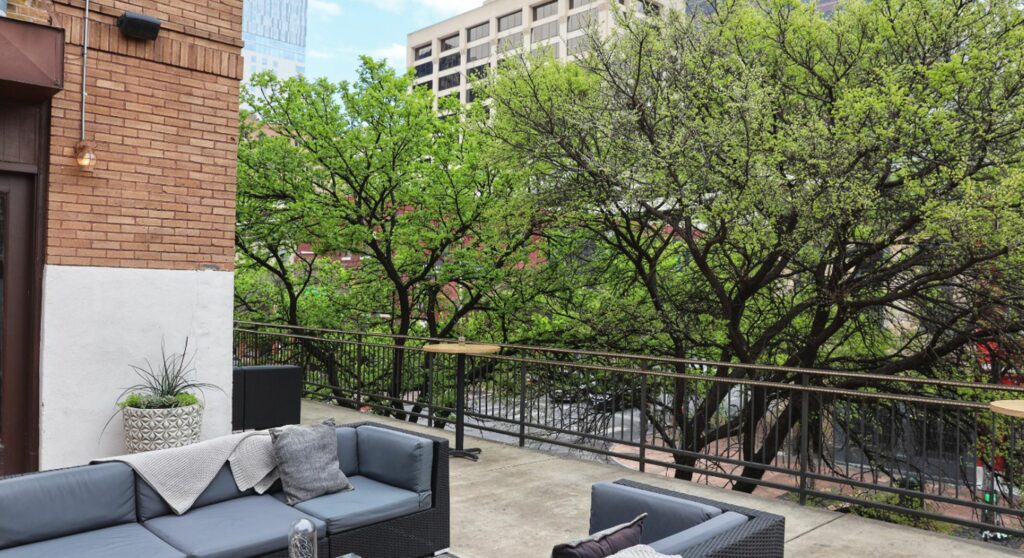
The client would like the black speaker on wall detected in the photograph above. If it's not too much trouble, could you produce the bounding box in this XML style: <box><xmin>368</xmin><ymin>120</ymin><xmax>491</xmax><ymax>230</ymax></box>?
<box><xmin>116</xmin><ymin>12</ymin><xmax>161</xmax><ymax>41</ymax></box>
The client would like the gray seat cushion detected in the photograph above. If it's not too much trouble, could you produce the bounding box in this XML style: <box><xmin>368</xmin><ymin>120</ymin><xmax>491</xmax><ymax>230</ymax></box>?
<box><xmin>287</xmin><ymin>475</ymin><xmax>428</xmax><ymax>534</ymax></box>
<box><xmin>355</xmin><ymin>425</ymin><xmax>433</xmax><ymax>495</ymax></box>
<box><xmin>136</xmin><ymin>464</ymin><xmax>253</xmax><ymax>521</ymax></box>
<box><xmin>590</xmin><ymin>482</ymin><xmax>722</xmax><ymax>542</ymax></box>
<box><xmin>649</xmin><ymin>511</ymin><xmax>748</xmax><ymax>555</ymax></box>
<box><xmin>0</xmin><ymin>523</ymin><xmax>184</xmax><ymax>558</ymax></box>
<box><xmin>143</xmin><ymin>495</ymin><xmax>326</xmax><ymax>558</ymax></box>
<box><xmin>0</xmin><ymin>462</ymin><xmax>136</xmax><ymax>549</ymax></box>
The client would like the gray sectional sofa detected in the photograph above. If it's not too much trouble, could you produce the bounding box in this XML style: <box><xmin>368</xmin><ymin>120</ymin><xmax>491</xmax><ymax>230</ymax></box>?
<box><xmin>589</xmin><ymin>480</ymin><xmax>785</xmax><ymax>557</ymax></box>
<box><xmin>0</xmin><ymin>422</ymin><xmax>450</xmax><ymax>558</ymax></box>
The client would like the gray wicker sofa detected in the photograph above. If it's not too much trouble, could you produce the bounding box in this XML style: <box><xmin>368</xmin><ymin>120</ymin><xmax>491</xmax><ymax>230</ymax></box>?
<box><xmin>588</xmin><ymin>480</ymin><xmax>785</xmax><ymax>557</ymax></box>
<box><xmin>0</xmin><ymin>422</ymin><xmax>449</xmax><ymax>558</ymax></box>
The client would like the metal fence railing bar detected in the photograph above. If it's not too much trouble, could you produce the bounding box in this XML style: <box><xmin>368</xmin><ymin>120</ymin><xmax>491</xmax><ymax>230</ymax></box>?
<box><xmin>234</xmin><ymin>321</ymin><xmax>1024</xmax><ymax>538</ymax></box>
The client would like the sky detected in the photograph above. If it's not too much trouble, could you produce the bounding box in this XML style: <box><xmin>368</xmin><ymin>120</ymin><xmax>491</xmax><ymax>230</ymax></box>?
<box><xmin>304</xmin><ymin>0</ymin><xmax>485</xmax><ymax>84</ymax></box>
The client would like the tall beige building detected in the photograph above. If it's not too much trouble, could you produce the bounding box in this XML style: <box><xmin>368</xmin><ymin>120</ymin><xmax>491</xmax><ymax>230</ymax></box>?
<box><xmin>407</xmin><ymin>0</ymin><xmax>683</xmax><ymax>103</ymax></box>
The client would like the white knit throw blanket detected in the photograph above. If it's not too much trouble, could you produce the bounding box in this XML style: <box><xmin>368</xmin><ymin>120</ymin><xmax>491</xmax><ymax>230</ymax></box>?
<box><xmin>95</xmin><ymin>431</ymin><xmax>279</xmax><ymax>515</ymax></box>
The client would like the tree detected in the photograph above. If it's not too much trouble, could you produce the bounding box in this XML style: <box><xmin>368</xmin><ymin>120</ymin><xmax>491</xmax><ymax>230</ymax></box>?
<box><xmin>238</xmin><ymin>59</ymin><xmax>543</xmax><ymax>414</ymax></box>
<box><xmin>483</xmin><ymin>0</ymin><xmax>1024</xmax><ymax>491</ymax></box>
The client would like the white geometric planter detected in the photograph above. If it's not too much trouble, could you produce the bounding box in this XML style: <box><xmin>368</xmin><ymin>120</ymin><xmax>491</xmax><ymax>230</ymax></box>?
<box><xmin>122</xmin><ymin>403</ymin><xmax>203</xmax><ymax>453</ymax></box>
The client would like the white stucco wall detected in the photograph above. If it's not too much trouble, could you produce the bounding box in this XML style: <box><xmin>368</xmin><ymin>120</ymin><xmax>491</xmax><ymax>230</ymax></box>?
<box><xmin>37</xmin><ymin>265</ymin><xmax>234</xmax><ymax>469</ymax></box>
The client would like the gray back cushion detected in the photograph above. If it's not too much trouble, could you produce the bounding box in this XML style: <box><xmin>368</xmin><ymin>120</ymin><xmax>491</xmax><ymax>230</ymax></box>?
<box><xmin>0</xmin><ymin>462</ymin><xmax>137</xmax><ymax>549</ymax></box>
<box><xmin>136</xmin><ymin>464</ymin><xmax>252</xmax><ymax>521</ymax></box>
<box><xmin>649</xmin><ymin>511</ymin><xmax>748</xmax><ymax>555</ymax></box>
<box><xmin>590</xmin><ymin>482</ymin><xmax>722</xmax><ymax>543</ymax></box>
<box><xmin>336</xmin><ymin>426</ymin><xmax>359</xmax><ymax>476</ymax></box>
<box><xmin>355</xmin><ymin>425</ymin><xmax>433</xmax><ymax>494</ymax></box>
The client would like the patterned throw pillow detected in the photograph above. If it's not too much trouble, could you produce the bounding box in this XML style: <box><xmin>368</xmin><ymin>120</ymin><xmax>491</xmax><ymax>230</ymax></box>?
<box><xmin>271</xmin><ymin>419</ymin><xmax>352</xmax><ymax>505</ymax></box>
<box><xmin>551</xmin><ymin>514</ymin><xmax>647</xmax><ymax>558</ymax></box>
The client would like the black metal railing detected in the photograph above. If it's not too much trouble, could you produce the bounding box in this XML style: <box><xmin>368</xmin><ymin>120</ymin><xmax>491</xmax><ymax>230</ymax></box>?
<box><xmin>234</xmin><ymin>321</ymin><xmax>1024</xmax><ymax>537</ymax></box>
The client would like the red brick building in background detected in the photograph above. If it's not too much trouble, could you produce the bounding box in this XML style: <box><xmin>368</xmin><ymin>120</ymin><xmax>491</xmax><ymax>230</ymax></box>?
<box><xmin>0</xmin><ymin>0</ymin><xmax>241</xmax><ymax>473</ymax></box>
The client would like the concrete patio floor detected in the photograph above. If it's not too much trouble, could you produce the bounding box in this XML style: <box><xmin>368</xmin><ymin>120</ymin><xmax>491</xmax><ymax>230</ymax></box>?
<box><xmin>302</xmin><ymin>400</ymin><xmax>1020</xmax><ymax>558</ymax></box>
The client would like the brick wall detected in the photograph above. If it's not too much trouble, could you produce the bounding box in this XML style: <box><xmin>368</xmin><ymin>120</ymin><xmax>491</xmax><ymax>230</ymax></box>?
<box><xmin>4</xmin><ymin>0</ymin><xmax>54</xmax><ymax>24</ymax></box>
<box><xmin>8</xmin><ymin>0</ymin><xmax>241</xmax><ymax>271</ymax></box>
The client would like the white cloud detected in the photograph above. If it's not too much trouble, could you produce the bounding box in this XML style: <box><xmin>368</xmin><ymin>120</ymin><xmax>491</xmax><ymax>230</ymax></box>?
<box><xmin>310</xmin><ymin>0</ymin><xmax>343</xmax><ymax>17</ymax></box>
<box><xmin>370</xmin><ymin>43</ymin><xmax>409</xmax><ymax>70</ymax></box>
<box><xmin>353</xmin><ymin>0</ymin><xmax>483</xmax><ymax>16</ymax></box>
<box><xmin>308</xmin><ymin>49</ymin><xmax>339</xmax><ymax>60</ymax></box>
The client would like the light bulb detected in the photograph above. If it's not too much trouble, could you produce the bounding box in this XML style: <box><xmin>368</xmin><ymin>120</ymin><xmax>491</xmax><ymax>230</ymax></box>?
<box><xmin>75</xmin><ymin>142</ymin><xmax>97</xmax><ymax>171</ymax></box>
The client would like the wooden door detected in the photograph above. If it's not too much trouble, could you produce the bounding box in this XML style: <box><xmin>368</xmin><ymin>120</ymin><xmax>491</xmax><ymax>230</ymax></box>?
<box><xmin>0</xmin><ymin>173</ymin><xmax>35</xmax><ymax>475</ymax></box>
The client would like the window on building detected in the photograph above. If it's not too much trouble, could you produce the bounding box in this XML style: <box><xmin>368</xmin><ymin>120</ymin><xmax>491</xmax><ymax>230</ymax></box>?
<box><xmin>416</xmin><ymin>80</ymin><xmax>434</xmax><ymax>91</ymax></box>
<box><xmin>467</xmin><ymin>89</ymin><xmax>479</xmax><ymax>103</ymax></box>
<box><xmin>567</xmin><ymin>35</ymin><xmax>589</xmax><ymax>55</ymax></box>
<box><xmin>531</xmin><ymin>20</ymin><xmax>559</xmax><ymax>43</ymax></box>
<box><xmin>467</xmin><ymin>43</ymin><xmax>490</xmax><ymax>63</ymax></box>
<box><xmin>415</xmin><ymin>62</ymin><xmax>433</xmax><ymax>78</ymax></box>
<box><xmin>415</xmin><ymin>44</ymin><xmax>432</xmax><ymax>60</ymax></box>
<box><xmin>532</xmin><ymin>41</ymin><xmax>561</xmax><ymax>59</ymax></box>
<box><xmin>642</xmin><ymin>1</ymin><xmax>661</xmax><ymax>15</ymax></box>
<box><xmin>498</xmin><ymin>11</ymin><xmax>523</xmax><ymax>32</ymax></box>
<box><xmin>533</xmin><ymin>0</ymin><xmax>559</xmax><ymax>20</ymax></box>
<box><xmin>439</xmin><ymin>52</ymin><xmax>461</xmax><ymax>71</ymax></box>
<box><xmin>438</xmin><ymin>73</ymin><xmax>461</xmax><ymax>91</ymax></box>
<box><xmin>568</xmin><ymin>10</ymin><xmax>596</xmax><ymax>32</ymax></box>
<box><xmin>498</xmin><ymin>33</ymin><xmax>523</xmax><ymax>52</ymax></box>
<box><xmin>467</xmin><ymin>64</ymin><xmax>489</xmax><ymax>79</ymax></box>
<box><xmin>467</xmin><ymin>22</ymin><xmax>490</xmax><ymax>42</ymax></box>
<box><xmin>569</xmin><ymin>0</ymin><xmax>594</xmax><ymax>8</ymax></box>
<box><xmin>441</xmin><ymin>34</ymin><xmax>460</xmax><ymax>51</ymax></box>
<box><xmin>621</xmin><ymin>0</ymin><xmax>661</xmax><ymax>15</ymax></box>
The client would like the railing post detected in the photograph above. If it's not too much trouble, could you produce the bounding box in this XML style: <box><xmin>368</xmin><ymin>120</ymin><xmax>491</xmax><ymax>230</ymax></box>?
<box><xmin>355</xmin><ymin>334</ymin><xmax>364</xmax><ymax>407</ymax></box>
<box><xmin>518</xmin><ymin>360</ymin><xmax>528</xmax><ymax>447</ymax></box>
<box><xmin>799</xmin><ymin>371</ymin><xmax>810</xmax><ymax>506</ymax></box>
<box><xmin>640</xmin><ymin>374</ymin><xmax>648</xmax><ymax>473</ymax></box>
<box><xmin>426</xmin><ymin>351</ymin><xmax>435</xmax><ymax>428</ymax></box>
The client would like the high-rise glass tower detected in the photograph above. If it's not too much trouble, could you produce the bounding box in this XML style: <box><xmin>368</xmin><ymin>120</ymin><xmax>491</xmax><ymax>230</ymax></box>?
<box><xmin>242</xmin><ymin>0</ymin><xmax>308</xmax><ymax>82</ymax></box>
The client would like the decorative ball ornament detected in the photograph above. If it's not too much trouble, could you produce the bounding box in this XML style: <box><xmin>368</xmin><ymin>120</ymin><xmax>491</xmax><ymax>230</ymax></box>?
<box><xmin>288</xmin><ymin>518</ymin><xmax>318</xmax><ymax>558</ymax></box>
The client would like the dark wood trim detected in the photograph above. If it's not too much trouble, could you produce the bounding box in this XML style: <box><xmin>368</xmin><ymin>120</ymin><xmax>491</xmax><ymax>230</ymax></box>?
<box><xmin>0</xmin><ymin>13</ymin><xmax>61</xmax><ymax>474</ymax></box>
<box><xmin>0</xmin><ymin>173</ymin><xmax>37</xmax><ymax>475</ymax></box>
<box><xmin>26</xmin><ymin>101</ymin><xmax>49</xmax><ymax>472</ymax></box>
<box><xmin>0</xmin><ymin>162</ymin><xmax>39</xmax><ymax>175</ymax></box>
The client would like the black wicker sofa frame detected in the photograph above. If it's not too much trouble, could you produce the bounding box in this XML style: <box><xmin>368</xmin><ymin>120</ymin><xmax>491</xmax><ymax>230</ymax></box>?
<box><xmin>0</xmin><ymin>421</ymin><xmax>449</xmax><ymax>558</ymax></box>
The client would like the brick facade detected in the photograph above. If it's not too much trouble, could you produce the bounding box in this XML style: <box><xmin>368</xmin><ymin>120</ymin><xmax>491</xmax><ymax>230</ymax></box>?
<box><xmin>6</xmin><ymin>0</ymin><xmax>241</xmax><ymax>271</ymax></box>
<box><xmin>4</xmin><ymin>0</ymin><xmax>53</xmax><ymax>24</ymax></box>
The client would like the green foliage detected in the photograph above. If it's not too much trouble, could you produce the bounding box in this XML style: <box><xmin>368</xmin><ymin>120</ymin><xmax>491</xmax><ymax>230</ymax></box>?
<box><xmin>482</xmin><ymin>0</ymin><xmax>1024</xmax><ymax>372</ymax></box>
<box><xmin>237</xmin><ymin>58</ymin><xmax>544</xmax><ymax>340</ymax></box>
<box><xmin>117</xmin><ymin>339</ymin><xmax>221</xmax><ymax>402</ymax></box>
<box><xmin>790</xmin><ymin>491</ymin><xmax>956</xmax><ymax>534</ymax></box>
<box><xmin>477</xmin><ymin>0</ymin><xmax>1024</xmax><ymax>490</ymax></box>
<box><xmin>234</xmin><ymin>0</ymin><xmax>1024</xmax><ymax>494</ymax></box>
<box><xmin>103</xmin><ymin>340</ymin><xmax>220</xmax><ymax>435</ymax></box>
<box><xmin>119</xmin><ymin>392</ymin><xmax>198</xmax><ymax>410</ymax></box>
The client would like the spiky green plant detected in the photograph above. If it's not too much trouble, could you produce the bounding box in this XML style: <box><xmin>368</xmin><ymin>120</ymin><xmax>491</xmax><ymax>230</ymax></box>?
<box><xmin>102</xmin><ymin>339</ymin><xmax>223</xmax><ymax>436</ymax></box>
<box><xmin>117</xmin><ymin>338</ymin><xmax>221</xmax><ymax>405</ymax></box>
